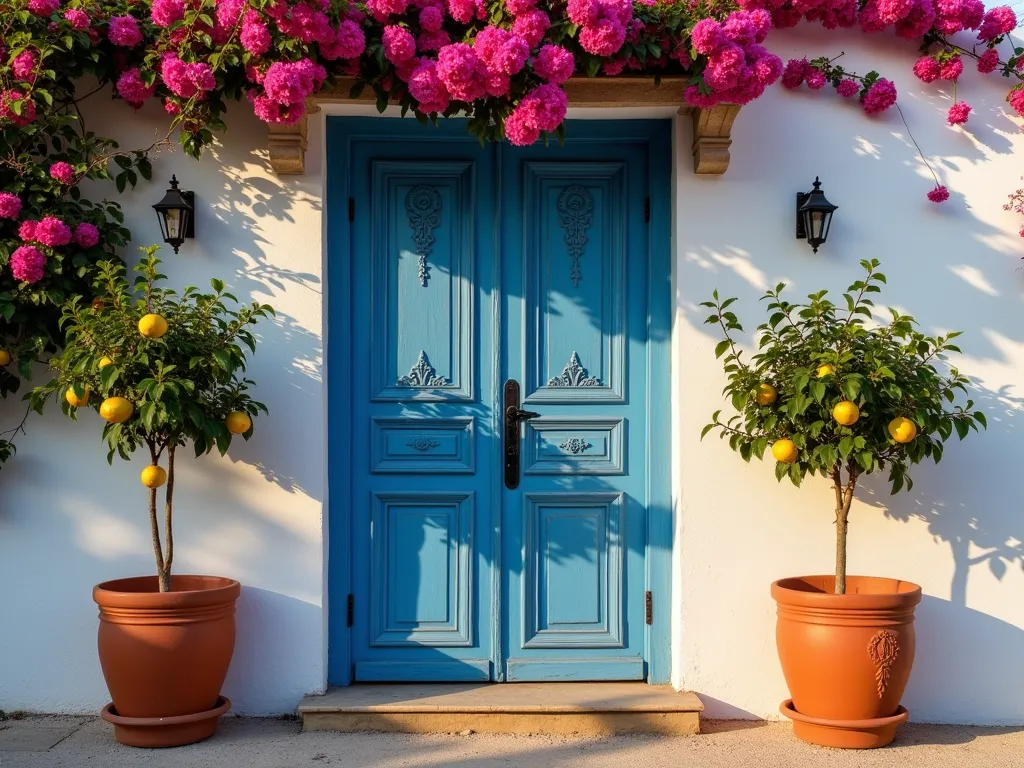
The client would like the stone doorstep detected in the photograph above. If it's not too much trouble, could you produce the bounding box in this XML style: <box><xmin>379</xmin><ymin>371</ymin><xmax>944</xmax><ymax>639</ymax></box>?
<box><xmin>299</xmin><ymin>683</ymin><xmax>703</xmax><ymax>737</ymax></box>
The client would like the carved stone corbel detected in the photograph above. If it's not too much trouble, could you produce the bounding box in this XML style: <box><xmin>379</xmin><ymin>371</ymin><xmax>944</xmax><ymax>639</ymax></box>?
<box><xmin>690</xmin><ymin>103</ymin><xmax>741</xmax><ymax>176</ymax></box>
<box><xmin>268</xmin><ymin>115</ymin><xmax>308</xmax><ymax>175</ymax></box>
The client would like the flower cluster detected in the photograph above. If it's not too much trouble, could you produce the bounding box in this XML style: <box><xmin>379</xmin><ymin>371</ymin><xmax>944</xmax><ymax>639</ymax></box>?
<box><xmin>1005</xmin><ymin>180</ymin><xmax>1024</xmax><ymax>238</ymax></box>
<box><xmin>783</xmin><ymin>57</ymin><xmax>898</xmax><ymax>116</ymax></box>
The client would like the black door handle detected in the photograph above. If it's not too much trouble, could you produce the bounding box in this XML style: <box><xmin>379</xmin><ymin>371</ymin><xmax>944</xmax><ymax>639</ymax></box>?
<box><xmin>505</xmin><ymin>406</ymin><xmax>540</xmax><ymax>422</ymax></box>
<box><xmin>503</xmin><ymin>380</ymin><xmax>538</xmax><ymax>489</ymax></box>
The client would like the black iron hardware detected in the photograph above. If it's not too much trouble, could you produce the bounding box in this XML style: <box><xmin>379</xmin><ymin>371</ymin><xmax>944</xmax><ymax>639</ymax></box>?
<box><xmin>347</xmin><ymin>593</ymin><xmax>354</xmax><ymax>627</ymax></box>
<box><xmin>504</xmin><ymin>380</ymin><xmax>539</xmax><ymax>489</ymax></box>
<box><xmin>645</xmin><ymin>591</ymin><xmax>653</xmax><ymax>625</ymax></box>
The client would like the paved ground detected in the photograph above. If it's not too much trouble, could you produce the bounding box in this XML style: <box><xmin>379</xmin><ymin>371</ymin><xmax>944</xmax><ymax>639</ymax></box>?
<box><xmin>1</xmin><ymin>715</ymin><xmax>1023</xmax><ymax>768</ymax></box>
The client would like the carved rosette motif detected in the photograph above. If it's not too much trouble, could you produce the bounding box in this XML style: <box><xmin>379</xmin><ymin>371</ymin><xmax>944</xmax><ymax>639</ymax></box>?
<box><xmin>547</xmin><ymin>351</ymin><xmax>602</xmax><ymax>387</ymax></box>
<box><xmin>867</xmin><ymin>630</ymin><xmax>900</xmax><ymax>699</ymax></box>
<box><xmin>559</xmin><ymin>438</ymin><xmax>592</xmax><ymax>454</ymax></box>
<box><xmin>397</xmin><ymin>351</ymin><xmax>449</xmax><ymax>387</ymax></box>
<box><xmin>556</xmin><ymin>186</ymin><xmax>594</xmax><ymax>288</ymax></box>
<box><xmin>405</xmin><ymin>186</ymin><xmax>442</xmax><ymax>287</ymax></box>
<box><xmin>406</xmin><ymin>437</ymin><xmax>441</xmax><ymax>451</ymax></box>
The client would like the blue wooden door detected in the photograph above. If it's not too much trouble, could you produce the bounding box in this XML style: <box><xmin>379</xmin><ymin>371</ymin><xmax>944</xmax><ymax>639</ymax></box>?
<box><xmin>329</xmin><ymin>119</ymin><xmax>669</xmax><ymax>684</ymax></box>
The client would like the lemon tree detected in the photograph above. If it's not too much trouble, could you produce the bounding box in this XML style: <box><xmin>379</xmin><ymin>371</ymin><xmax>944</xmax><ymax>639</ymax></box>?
<box><xmin>701</xmin><ymin>260</ymin><xmax>986</xmax><ymax>594</ymax></box>
<box><xmin>31</xmin><ymin>247</ymin><xmax>274</xmax><ymax>592</ymax></box>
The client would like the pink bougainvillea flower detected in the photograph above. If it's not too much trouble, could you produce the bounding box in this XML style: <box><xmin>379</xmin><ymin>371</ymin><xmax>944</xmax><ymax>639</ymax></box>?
<box><xmin>533</xmin><ymin>45</ymin><xmax>575</xmax><ymax>84</ymax></box>
<box><xmin>512</xmin><ymin>9</ymin><xmax>550</xmax><ymax>47</ymax></box>
<box><xmin>18</xmin><ymin>220</ymin><xmax>37</xmax><ymax>242</ymax></box>
<box><xmin>505</xmin><ymin>0</ymin><xmax>536</xmax><ymax>15</ymax></box>
<box><xmin>475</xmin><ymin>27</ymin><xmax>530</xmax><ymax>75</ymax></box>
<box><xmin>248</xmin><ymin>92</ymin><xmax>305</xmax><ymax>124</ymax></box>
<box><xmin>782</xmin><ymin>58</ymin><xmax>808</xmax><ymax>89</ymax></box>
<box><xmin>939</xmin><ymin>55</ymin><xmax>963</xmax><ymax>80</ymax></box>
<box><xmin>320</xmin><ymin>20</ymin><xmax>366</xmax><ymax>60</ymax></box>
<box><xmin>978</xmin><ymin>5</ymin><xmax>1016</xmax><ymax>40</ymax></box>
<box><xmin>10</xmin><ymin>246</ymin><xmax>45</xmax><ymax>284</ymax></box>
<box><xmin>160</xmin><ymin>54</ymin><xmax>217</xmax><ymax>99</ymax></box>
<box><xmin>578</xmin><ymin>17</ymin><xmax>626</xmax><ymax>56</ymax></box>
<box><xmin>1008</xmin><ymin>85</ymin><xmax>1024</xmax><ymax>117</ymax></box>
<box><xmin>894</xmin><ymin>0</ymin><xmax>936</xmax><ymax>37</ymax></box>
<box><xmin>27</xmin><ymin>0</ymin><xmax>59</xmax><ymax>17</ymax></box>
<box><xmin>417</xmin><ymin>29</ymin><xmax>451</xmax><ymax>51</ymax></box>
<box><xmin>805</xmin><ymin>67</ymin><xmax>827</xmax><ymax>90</ymax></box>
<box><xmin>748</xmin><ymin>8</ymin><xmax>772</xmax><ymax>41</ymax></box>
<box><xmin>0</xmin><ymin>192</ymin><xmax>22</xmax><ymax>220</ymax></box>
<box><xmin>241</xmin><ymin>11</ymin><xmax>273</xmax><ymax>55</ymax></box>
<box><xmin>12</xmin><ymin>51</ymin><xmax>37</xmax><ymax>81</ymax></box>
<box><xmin>382</xmin><ymin>26</ymin><xmax>417</xmax><ymax>64</ymax></box>
<box><xmin>859</xmin><ymin>0</ymin><xmax>889</xmax><ymax>31</ymax></box>
<box><xmin>723</xmin><ymin>12</ymin><xmax>758</xmax><ymax>45</ymax></box>
<box><xmin>959</xmin><ymin>0</ymin><xmax>985</xmax><ymax>28</ymax></box>
<box><xmin>366</xmin><ymin>0</ymin><xmax>409</xmax><ymax>22</ymax></box>
<box><xmin>927</xmin><ymin>184</ymin><xmax>950</xmax><ymax>202</ymax></box>
<box><xmin>408</xmin><ymin>60</ymin><xmax>451</xmax><ymax>114</ymax></box>
<box><xmin>264</xmin><ymin>59</ymin><xmax>327</xmax><ymax>104</ymax></box>
<box><xmin>602</xmin><ymin>58</ymin><xmax>627</xmax><ymax>76</ymax></box>
<box><xmin>690</xmin><ymin>19</ymin><xmax>723</xmax><ymax>54</ymax></box>
<box><xmin>49</xmin><ymin>162</ymin><xmax>75</xmax><ymax>184</ymax></box>
<box><xmin>108</xmin><ymin>15</ymin><xmax>143</xmax><ymax>47</ymax></box>
<box><xmin>63</xmin><ymin>8</ymin><xmax>89</xmax><ymax>28</ymax></box>
<box><xmin>420</xmin><ymin>5</ymin><xmax>444</xmax><ymax>30</ymax></box>
<box><xmin>947</xmin><ymin>101</ymin><xmax>972</xmax><ymax>125</ymax></box>
<box><xmin>436</xmin><ymin>43</ymin><xmax>486</xmax><ymax>102</ymax></box>
<box><xmin>116</xmin><ymin>68</ymin><xmax>156</xmax><ymax>105</ymax></box>
<box><xmin>151</xmin><ymin>0</ymin><xmax>185</xmax><ymax>27</ymax></box>
<box><xmin>215</xmin><ymin>0</ymin><xmax>246</xmax><ymax>29</ymax></box>
<box><xmin>862</xmin><ymin>78</ymin><xmax>897</xmax><ymax>115</ymax></box>
<box><xmin>977</xmin><ymin>48</ymin><xmax>1000</xmax><ymax>73</ymax></box>
<box><xmin>74</xmin><ymin>222</ymin><xmax>100</xmax><ymax>248</ymax></box>
<box><xmin>34</xmin><ymin>216</ymin><xmax>72</xmax><ymax>247</ymax></box>
<box><xmin>447</xmin><ymin>0</ymin><xmax>480</xmax><ymax>23</ymax></box>
<box><xmin>567</xmin><ymin>0</ymin><xmax>600</xmax><ymax>26</ymax></box>
<box><xmin>876</xmin><ymin>0</ymin><xmax>913</xmax><ymax>23</ymax></box>
<box><xmin>837</xmin><ymin>78</ymin><xmax>860</xmax><ymax>97</ymax></box>
<box><xmin>505</xmin><ymin>83</ymin><xmax>567</xmax><ymax>146</ymax></box>
<box><xmin>0</xmin><ymin>90</ymin><xmax>36</xmax><ymax>127</ymax></box>
<box><xmin>913</xmin><ymin>56</ymin><xmax>941</xmax><ymax>83</ymax></box>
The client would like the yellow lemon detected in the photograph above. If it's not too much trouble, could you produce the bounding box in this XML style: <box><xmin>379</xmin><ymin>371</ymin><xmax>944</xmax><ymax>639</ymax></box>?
<box><xmin>888</xmin><ymin>417</ymin><xmax>918</xmax><ymax>444</ymax></box>
<box><xmin>832</xmin><ymin>400</ymin><xmax>860</xmax><ymax>426</ymax></box>
<box><xmin>816</xmin><ymin>364</ymin><xmax>835</xmax><ymax>378</ymax></box>
<box><xmin>225</xmin><ymin>410</ymin><xmax>252</xmax><ymax>435</ymax></box>
<box><xmin>140</xmin><ymin>465</ymin><xmax>167</xmax><ymax>489</ymax></box>
<box><xmin>0</xmin><ymin>349</ymin><xmax>10</xmax><ymax>366</ymax></box>
<box><xmin>755</xmin><ymin>383</ymin><xmax>778</xmax><ymax>406</ymax></box>
<box><xmin>98</xmin><ymin>356</ymin><xmax>114</xmax><ymax>369</ymax></box>
<box><xmin>138</xmin><ymin>313</ymin><xmax>168</xmax><ymax>338</ymax></box>
<box><xmin>771</xmin><ymin>438</ymin><xmax>798</xmax><ymax>464</ymax></box>
<box><xmin>65</xmin><ymin>386</ymin><xmax>90</xmax><ymax>407</ymax></box>
<box><xmin>99</xmin><ymin>396</ymin><xmax>134</xmax><ymax>424</ymax></box>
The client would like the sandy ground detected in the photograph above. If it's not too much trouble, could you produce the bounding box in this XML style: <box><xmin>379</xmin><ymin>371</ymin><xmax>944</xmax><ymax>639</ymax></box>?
<box><xmin>2</xmin><ymin>716</ymin><xmax>1024</xmax><ymax>768</ymax></box>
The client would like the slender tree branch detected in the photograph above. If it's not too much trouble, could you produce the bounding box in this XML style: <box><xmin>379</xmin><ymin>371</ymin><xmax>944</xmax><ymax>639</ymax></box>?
<box><xmin>162</xmin><ymin>443</ymin><xmax>176</xmax><ymax>579</ymax></box>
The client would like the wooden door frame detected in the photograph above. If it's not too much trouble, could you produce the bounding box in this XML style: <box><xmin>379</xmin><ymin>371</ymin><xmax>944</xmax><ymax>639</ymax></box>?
<box><xmin>325</xmin><ymin>117</ymin><xmax>674</xmax><ymax>686</ymax></box>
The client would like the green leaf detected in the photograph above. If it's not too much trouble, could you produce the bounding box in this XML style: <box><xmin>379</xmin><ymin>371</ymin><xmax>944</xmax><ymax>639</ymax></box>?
<box><xmin>809</xmin><ymin>381</ymin><xmax>826</xmax><ymax>403</ymax></box>
<box><xmin>714</xmin><ymin>339</ymin><xmax>730</xmax><ymax>359</ymax></box>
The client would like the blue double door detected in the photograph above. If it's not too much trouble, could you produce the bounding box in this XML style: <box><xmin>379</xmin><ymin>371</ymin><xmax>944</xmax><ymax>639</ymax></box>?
<box><xmin>329</xmin><ymin>118</ymin><xmax>669</xmax><ymax>684</ymax></box>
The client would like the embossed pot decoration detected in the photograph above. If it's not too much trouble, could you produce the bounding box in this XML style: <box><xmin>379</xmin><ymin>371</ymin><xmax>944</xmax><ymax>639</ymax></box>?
<box><xmin>771</xmin><ymin>576</ymin><xmax>921</xmax><ymax>749</ymax></box>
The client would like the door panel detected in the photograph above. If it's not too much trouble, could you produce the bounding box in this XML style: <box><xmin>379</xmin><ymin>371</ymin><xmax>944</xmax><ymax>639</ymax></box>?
<box><xmin>501</xmin><ymin>140</ymin><xmax>651</xmax><ymax>682</ymax></box>
<box><xmin>347</xmin><ymin>131</ymin><xmax>497</xmax><ymax>682</ymax></box>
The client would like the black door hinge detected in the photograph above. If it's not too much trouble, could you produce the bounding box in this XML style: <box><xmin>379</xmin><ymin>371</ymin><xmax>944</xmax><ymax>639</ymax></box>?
<box><xmin>644</xmin><ymin>197</ymin><xmax>651</xmax><ymax>224</ymax></box>
<box><xmin>645</xmin><ymin>591</ymin><xmax>653</xmax><ymax>625</ymax></box>
<box><xmin>347</xmin><ymin>593</ymin><xmax>354</xmax><ymax>627</ymax></box>
<box><xmin>348</xmin><ymin>197</ymin><xmax>355</xmax><ymax>222</ymax></box>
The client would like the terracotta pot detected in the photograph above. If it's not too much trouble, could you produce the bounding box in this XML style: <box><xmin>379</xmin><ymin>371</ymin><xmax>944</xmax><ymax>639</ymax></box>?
<box><xmin>771</xmin><ymin>575</ymin><xmax>922</xmax><ymax>749</ymax></box>
<box><xmin>94</xmin><ymin>575</ymin><xmax>241</xmax><ymax>747</ymax></box>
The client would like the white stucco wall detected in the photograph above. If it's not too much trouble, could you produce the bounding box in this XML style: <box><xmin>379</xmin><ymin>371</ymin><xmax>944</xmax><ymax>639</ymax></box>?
<box><xmin>0</xmin><ymin>25</ymin><xmax>1020</xmax><ymax>722</ymax></box>
<box><xmin>671</xmin><ymin>29</ymin><xmax>1024</xmax><ymax>724</ymax></box>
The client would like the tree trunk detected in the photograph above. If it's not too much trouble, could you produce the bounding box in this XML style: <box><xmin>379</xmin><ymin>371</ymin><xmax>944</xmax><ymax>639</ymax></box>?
<box><xmin>833</xmin><ymin>464</ymin><xmax>858</xmax><ymax>595</ymax></box>
<box><xmin>163</xmin><ymin>444</ymin><xmax>176</xmax><ymax>582</ymax></box>
<box><xmin>147</xmin><ymin>440</ymin><xmax>170</xmax><ymax>593</ymax></box>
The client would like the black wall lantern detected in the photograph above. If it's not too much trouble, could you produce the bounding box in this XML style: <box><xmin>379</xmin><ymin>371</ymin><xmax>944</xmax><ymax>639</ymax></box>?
<box><xmin>152</xmin><ymin>175</ymin><xmax>195</xmax><ymax>253</ymax></box>
<box><xmin>796</xmin><ymin>177</ymin><xmax>838</xmax><ymax>253</ymax></box>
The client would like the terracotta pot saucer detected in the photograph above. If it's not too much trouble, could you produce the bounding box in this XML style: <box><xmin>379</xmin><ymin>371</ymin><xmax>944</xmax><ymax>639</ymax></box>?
<box><xmin>780</xmin><ymin>699</ymin><xmax>909</xmax><ymax>749</ymax></box>
<box><xmin>101</xmin><ymin>696</ymin><xmax>231</xmax><ymax>748</ymax></box>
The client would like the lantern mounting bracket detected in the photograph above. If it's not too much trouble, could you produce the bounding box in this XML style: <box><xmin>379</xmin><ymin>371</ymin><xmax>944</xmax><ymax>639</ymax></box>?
<box><xmin>795</xmin><ymin>191</ymin><xmax>810</xmax><ymax>240</ymax></box>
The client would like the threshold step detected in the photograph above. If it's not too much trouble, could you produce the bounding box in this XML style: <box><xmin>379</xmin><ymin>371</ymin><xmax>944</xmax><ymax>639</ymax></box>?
<box><xmin>299</xmin><ymin>683</ymin><xmax>703</xmax><ymax>736</ymax></box>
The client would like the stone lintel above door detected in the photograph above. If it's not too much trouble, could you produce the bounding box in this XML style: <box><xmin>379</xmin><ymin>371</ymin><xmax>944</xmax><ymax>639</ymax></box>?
<box><xmin>267</xmin><ymin>78</ymin><xmax>740</xmax><ymax>177</ymax></box>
